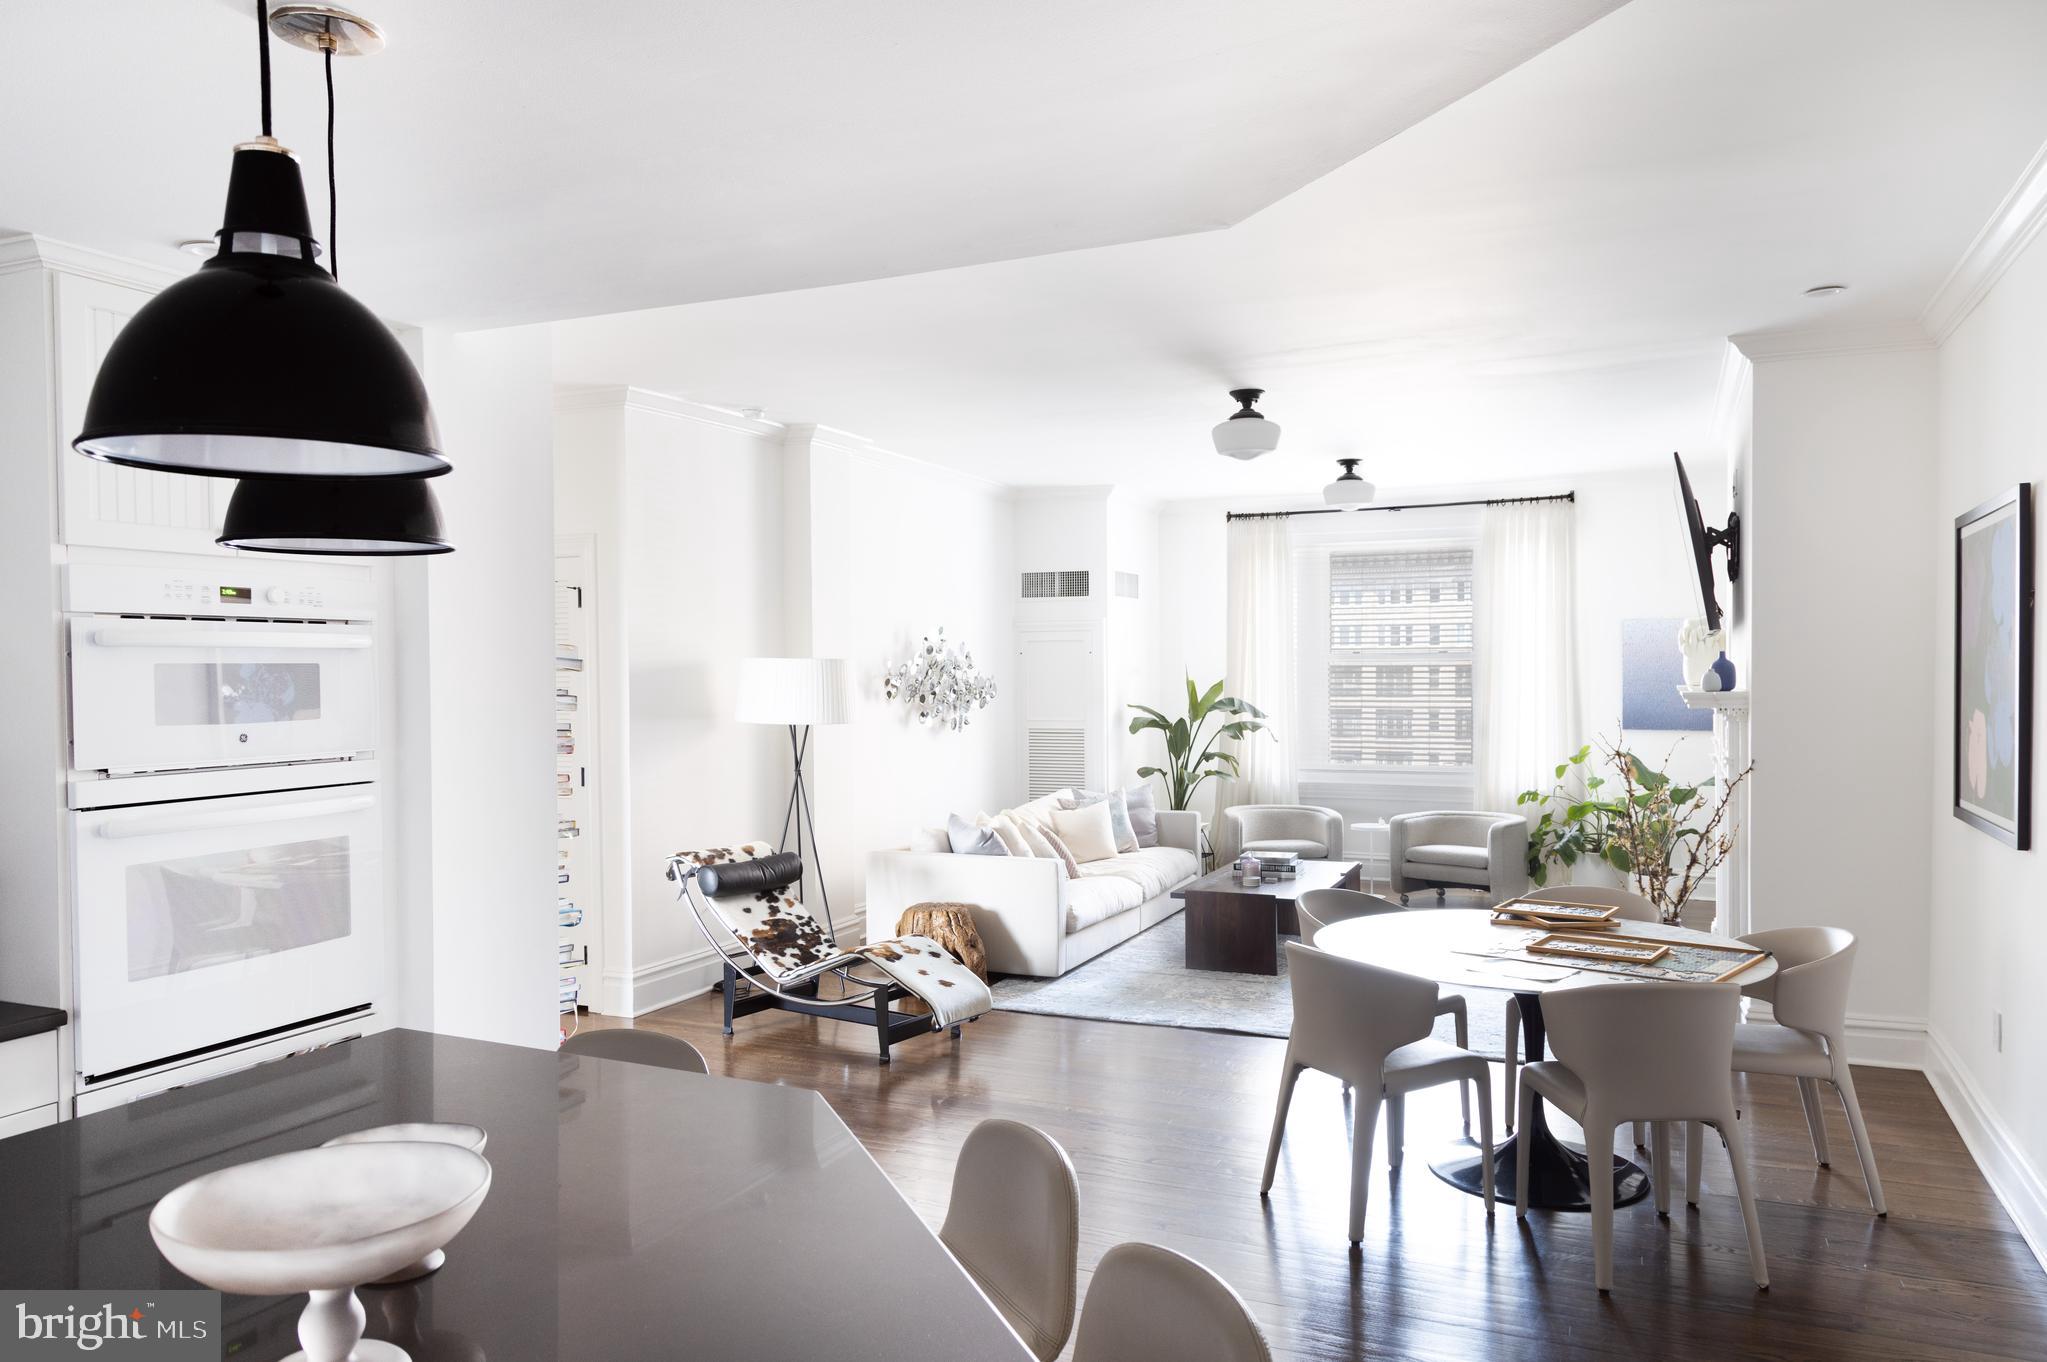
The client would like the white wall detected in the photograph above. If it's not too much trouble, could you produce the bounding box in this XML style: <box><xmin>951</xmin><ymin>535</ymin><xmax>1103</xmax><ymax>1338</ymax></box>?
<box><xmin>1928</xmin><ymin>224</ymin><xmax>2047</xmax><ymax>1255</ymax></box>
<box><xmin>1743</xmin><ymin>343</ymin><xmax>1937</xmax><ymax>1038</ymax></box>
<box><xmin>412</xmin><ymin>324</ymin><xmax>560</xmax><ymax>1049</ymax></box>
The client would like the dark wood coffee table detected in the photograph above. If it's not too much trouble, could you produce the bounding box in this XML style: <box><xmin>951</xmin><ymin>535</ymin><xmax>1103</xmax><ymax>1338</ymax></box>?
<box><xmin>1172</xmin><ymin>859</ymin><xmax>1363</xmax><ymax>974</ymax></box>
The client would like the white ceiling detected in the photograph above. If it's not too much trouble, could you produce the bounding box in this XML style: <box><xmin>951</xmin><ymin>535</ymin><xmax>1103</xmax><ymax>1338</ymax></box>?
<box><xmin>550</xmin><ymin>0</ymin><xmax>2047</xmax><ymax>496</ymax></box>
<box><xmin>0</xmin><ymin>0</ymin><xmax>1620</xmax><ymax>325</ymax></box>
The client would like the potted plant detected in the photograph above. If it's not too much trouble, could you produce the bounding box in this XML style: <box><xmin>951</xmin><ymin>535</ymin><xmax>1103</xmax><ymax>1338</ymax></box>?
<box><xmin>1128</xmin><ymin>677</ymin><xmax>1269</xmax><ymax>812</ymax></box>
<box><xmin>1517</xmin><ymin>745</ymin><xmax>1627</xmax><ymax>887</ymax></box>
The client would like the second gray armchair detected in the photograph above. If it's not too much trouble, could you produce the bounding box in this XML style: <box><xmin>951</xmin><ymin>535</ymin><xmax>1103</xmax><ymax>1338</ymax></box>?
<box><xmin>1220</xmin><ymin>804</ymin><xmax>1345</xmax><ymax>863</ymax></box>
<box><xmin>1388</xmin><ymin>810</ymin><xmax>1530</xmax><ymax>904</ymax></box>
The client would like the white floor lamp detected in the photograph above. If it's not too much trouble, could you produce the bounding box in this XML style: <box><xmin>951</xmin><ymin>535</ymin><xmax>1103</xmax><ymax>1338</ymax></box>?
<box><xmin>736</xmin><ymin>658</ymin><xmax>851</xmax><ymax>936</ymax></box>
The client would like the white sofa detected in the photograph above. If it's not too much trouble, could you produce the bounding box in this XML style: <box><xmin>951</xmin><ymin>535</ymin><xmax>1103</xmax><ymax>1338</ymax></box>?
<box><xmin>866</xmin><ymin>807</ymin><xmax>1202</xmax><ymax>978</ymax></box>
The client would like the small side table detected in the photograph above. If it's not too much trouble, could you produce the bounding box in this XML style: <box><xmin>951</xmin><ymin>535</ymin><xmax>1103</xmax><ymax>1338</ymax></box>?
<box><xmin>1349</xmin><ymin>820</ymin><xmax>1390</xmax><ymax>894</ymax></box>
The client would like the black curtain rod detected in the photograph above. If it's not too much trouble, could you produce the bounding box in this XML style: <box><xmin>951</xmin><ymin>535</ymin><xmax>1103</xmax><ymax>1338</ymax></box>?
<box><xmin>1224</xmin><ymin>490</ymin><xmax>1575</xmax><ymax>521</ymax></box>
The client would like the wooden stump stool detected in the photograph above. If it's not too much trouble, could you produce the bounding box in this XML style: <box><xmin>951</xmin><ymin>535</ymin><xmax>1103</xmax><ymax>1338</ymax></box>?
<box><xmin>894</xmin><ymin>903</ymin><xmax>989</xmax><ymax>1016</ymax></box>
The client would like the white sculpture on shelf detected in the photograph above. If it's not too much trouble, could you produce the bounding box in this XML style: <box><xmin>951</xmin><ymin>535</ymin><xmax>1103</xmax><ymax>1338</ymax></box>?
<box><xmin>883</xmin><ymin>628</ymin><xmax>996</xmax><ymax>732</ymax></box>
<box><xmin>1677</xmin><ymin>617</ymin><xmax>1727</xmax><ymax>690</ymax></box>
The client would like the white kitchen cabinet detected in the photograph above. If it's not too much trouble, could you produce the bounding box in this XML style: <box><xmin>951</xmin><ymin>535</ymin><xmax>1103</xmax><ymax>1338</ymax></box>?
<box><xmin>0</xmin><ymin>1030</ymin><xmax>59</xmax><ymax>1126</ymax></box>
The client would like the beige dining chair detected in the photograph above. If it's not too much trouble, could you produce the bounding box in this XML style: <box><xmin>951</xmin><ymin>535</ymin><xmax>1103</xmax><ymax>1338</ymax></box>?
<box><xmin>939</xmin><ymin>1119</ymin><xmax>1081</xmax><ymax>1362</ymax></box>
<box><xmin>1502</xmin><ymin>885</ymin><xmax>1659</xmax><ymax>1148</ymax></box>
<box><xmin>1263</xmin><ymin>942</ymin><xmax>1494</xmax><ymax>1244</ymax></box>
<box><xmin>1297</xmin><ymin>886</ymin><xmax>1472</xmax><ymax>1138</ymax></box>
<box><xmin>1686</xmin><ymin>926</ymin><xmax>1885</xmax><ymax>1216</ymax></box>
<box><xmin>1516</xmin><ymin>979</ymin><xmax>1767</xmax><ymax>1293</ymax></box>
<box><xmin>560</xmin><ymin>1028</ymin><xmax>709</xmax><ymax>1073</ymax></box>
<box><xmin>1071</xmin><ymin>1242</ymin><xmax>1272</xmax><ymax>1362</ymax></box>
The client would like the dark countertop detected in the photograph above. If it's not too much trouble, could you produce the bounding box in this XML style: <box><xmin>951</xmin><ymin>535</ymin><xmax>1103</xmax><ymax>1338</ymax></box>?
<box><xmin>0</xmin><ymin>1001</ymin><xmax>65</xmax><ymax>1045</ymax></box>
<box><xmin>0</xmin><ymin>1027</ymin><xmax>1029</xmax><ymax>1362</ymax></box>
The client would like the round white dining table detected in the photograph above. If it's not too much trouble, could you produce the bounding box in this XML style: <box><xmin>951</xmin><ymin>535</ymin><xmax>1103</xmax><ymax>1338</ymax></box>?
<box><xmin>1313</xmin><ymin>908</ymin><xmax>1778</xmax><ymax>1212</ymax></box>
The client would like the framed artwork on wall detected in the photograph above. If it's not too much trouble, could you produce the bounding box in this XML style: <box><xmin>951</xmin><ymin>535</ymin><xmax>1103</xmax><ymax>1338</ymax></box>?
<box><xmin>1954</xmin><ymin>483</ymin><xmax>2033</xmax><ymax>848</ymax></box>
<box><xmin>1619</xmin><ymin>617</ymin><xmax>1712</xmax><ymax>731</ymax></box>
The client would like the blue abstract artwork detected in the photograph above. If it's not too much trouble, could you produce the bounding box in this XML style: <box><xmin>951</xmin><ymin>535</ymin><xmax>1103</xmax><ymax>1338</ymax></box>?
<box><xmin>1620</xmin><ymin>618</ymin><xmax>1710</xmax><ymax>732</ymax></box>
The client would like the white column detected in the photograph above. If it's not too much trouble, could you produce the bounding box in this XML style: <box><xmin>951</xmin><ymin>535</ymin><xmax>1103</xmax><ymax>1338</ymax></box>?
<box><xmin>1680</xmin><ymin>687</ymin><xmax>1749</xmax><ymax>939</ymax></box>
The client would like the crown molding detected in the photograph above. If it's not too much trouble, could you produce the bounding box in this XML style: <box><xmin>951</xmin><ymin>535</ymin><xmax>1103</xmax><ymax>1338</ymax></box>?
<box><xmin>1922</xmin><ymin>135</ymin><xmax>2047</xmax><ymax>345</ymax></box>
<box><xmin>1729</xmin><ymin>320</ymin><xmax>1934</xmax><ymax>363</ymax></box>
<box><xmin>0</xmin><ymin>234</ymin><xmax>183</xmax><ymax>292</ymax></box>
<box><xmin>1709</xmin><ymin>340</ymin><xmax>1752</xmax><ymax>453</ymax></box>
<box><xmin>554</xmin><ymin>384</ymin><xmax>785</xmax><ymax>439</ymax></box>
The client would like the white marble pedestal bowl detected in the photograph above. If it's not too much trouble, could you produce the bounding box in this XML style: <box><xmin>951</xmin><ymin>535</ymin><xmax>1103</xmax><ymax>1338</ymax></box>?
<box><xmin>149</xmin><ymin>1142</ymin><xmax>492</xmax><ymax>1362</ymax></box>
<box><xmin>323</xmin><ymin>1123</ymin><xmax>489</xmax><ymax>1283</ymax></box>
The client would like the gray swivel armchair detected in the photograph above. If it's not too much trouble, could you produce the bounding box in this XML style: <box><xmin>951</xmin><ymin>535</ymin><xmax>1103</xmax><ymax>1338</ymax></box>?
<box><xmin>1387</xmin><ymin>811</ymin><xmax>1530</xmax><ymax>904</ymax></box>
<box><xmin>1220</xmin><ymin>805</ymin><xmax>1346</xmax><ymax>863</ymax></box>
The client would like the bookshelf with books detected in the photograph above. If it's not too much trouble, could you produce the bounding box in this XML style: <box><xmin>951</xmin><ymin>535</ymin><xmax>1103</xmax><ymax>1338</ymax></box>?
<box><xmin>554</xmin><ymin>554</ymin><xmax>605</xmax><ymax>1035</ymax></box>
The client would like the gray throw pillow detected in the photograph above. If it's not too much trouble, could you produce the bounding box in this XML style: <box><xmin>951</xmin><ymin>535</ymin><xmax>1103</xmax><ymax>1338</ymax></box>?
<box><xmin>1122</xmin><ymin>784</ymin><xmax>1159</xmax><ymax>847</ymax></box>
<box><xmin>946</xmin><ymin>813</ymin><xmax>1009</xmax><ymax>856</ymax></box>
<box><xmin>1065</xmin><ymin>789</ymin><xmax>1138</xmax><ymax>854</ymax></box>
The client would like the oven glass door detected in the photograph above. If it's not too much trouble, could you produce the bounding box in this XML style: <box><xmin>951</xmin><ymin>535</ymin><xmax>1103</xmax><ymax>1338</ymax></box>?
<box><xmin>69</xmin><ymin>618</ymin><xmax>375</xmax><ymax>773</ymax></box>
<box><xmin>72</xmin><ymin>786</ymin><xmax>382</xmax><ymax>1080</ymax></box>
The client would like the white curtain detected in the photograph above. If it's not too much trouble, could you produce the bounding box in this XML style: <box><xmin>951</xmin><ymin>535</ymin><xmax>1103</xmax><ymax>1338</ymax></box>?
<box><xmin>1218</xmin><ymin>515</ymin><xmax>1298</xmax><ymax>838</ymax></box>
<box><xmin>1474</xmin><ymin>500</ymin><xmax>1581</xmax><ymax>814</ymax></box>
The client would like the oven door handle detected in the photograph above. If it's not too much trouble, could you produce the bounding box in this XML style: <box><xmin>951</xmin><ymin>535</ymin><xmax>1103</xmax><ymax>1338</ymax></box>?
<box><xmin>89</xmin><ymin>627</ymin><xmax>372</xmax><ymax>651</ymax></box>
<box><xmin>97</xmin><ymin>794</ymin><xmax>376</xmax><ymax>840</ymax></box>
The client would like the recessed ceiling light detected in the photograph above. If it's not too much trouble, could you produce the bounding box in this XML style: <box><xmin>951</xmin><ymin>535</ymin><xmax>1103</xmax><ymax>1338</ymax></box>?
<box><xmin>176</xmin><ymin>238</ymin><xmax>216</xmax><ymax>256</ymax></box>
<box><xmin>1803</xmin><ymin>283</ymin><xmax>1848</xmax><ymax>297</ymax></box>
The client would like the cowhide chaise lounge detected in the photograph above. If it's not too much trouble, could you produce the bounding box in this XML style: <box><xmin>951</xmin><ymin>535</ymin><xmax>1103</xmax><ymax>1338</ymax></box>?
<box><xmin>667</xmin><ymin>843</ymin><xmax>993</xmax><ymax>1063</ymax></box>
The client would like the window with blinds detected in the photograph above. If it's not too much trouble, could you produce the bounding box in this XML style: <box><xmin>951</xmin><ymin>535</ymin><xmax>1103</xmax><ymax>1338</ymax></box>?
<box><xmin>1325</xmin><ymin>548</ymin><xmax>1474</xmax><ymax>767</ymax></box>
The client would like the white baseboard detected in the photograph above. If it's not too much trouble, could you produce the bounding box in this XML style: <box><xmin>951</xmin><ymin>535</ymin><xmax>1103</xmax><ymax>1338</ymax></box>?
<box><xmin>1924</xmin><ymin>1026</ymin><xmax>2047</xmax><ymax>1272</ymax></box>
<box><xmin>624</xmin><ymin>912</ymin><xmax>868</xmax><ymax>1018</ymax></box>
<box><xmin>1743</xmin><ymin>1002</ymin><xmax>1928</xmax><ymax>1069</ymax></box>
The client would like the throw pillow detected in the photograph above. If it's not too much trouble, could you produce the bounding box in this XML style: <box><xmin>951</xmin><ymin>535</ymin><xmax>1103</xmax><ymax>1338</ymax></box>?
<box><xmin>1064</xmin><ymin>789</ymin><xmax>1138</xmax><ymax>854</ymax></box>
<box><xmin>909</xmin><ymin>826</ymin><xmax>951</xmax><ymax>853</ymax></box>
<box><xmin>1010</xmin><ymin>816</ymin><xmax>1058</xmax><ymax>862</ymax></box>
<box><xmin>985</xmin><ymin>814</ymin><xmax>1032</xmax><ymax>858</ymax></box>
<box><xmin>946</xmin><ymin>812</ymin><xmax>1008</xmax><ymax>857</ymax></box>
<box><xmin>1037</xmin><ymin>826</ymin><xmax>1081</xmax><ymax>878</ymax></box>
<box><xmin>1122</xmin><ymin>784</ymin><xmax>1160</xmax><ymax>848</ymax></box>
<box><xmin>1050</xmin><ymin>801</ymin><xmax>1119</xmax><ymax>863</ymax></box>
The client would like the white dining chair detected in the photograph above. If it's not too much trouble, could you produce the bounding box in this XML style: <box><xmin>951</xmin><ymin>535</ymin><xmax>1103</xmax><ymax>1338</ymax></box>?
<box><xmin>1262</xmin><ymin>942</ymin><xmax>1494</xmax><ymax>1244</ymax></box>
<box><xmin>1071</xmin><ymin>1242</ymin><xmax>1272</xmax><ymax>1362</ymax></box>
<box><xmin>939</xmin><ymin>1119</ymin><xmax>1081</xmax><ymax>1362</ymax></box>
<box><xmin>560</xmin><ymin>1028</ymin><xmax>708</xmax><ymax>1073</ymax></box>
<box><xmin>1516</xmin><ymin>980</ymin><xmax>1767</xmax><ymax>1293</ymax></box>
<box><xmin>1685</xmin><ymin>926</ymin><xmax>1886</xmax><ymax>1216</ymax></box>
<box><xmin>1297</xmin><ymin>886</ymin><xmax>1472</xmax><ymax>1138</ymax></box>
<box><xmin>1502</xmin><ymin>885</ymin><xmax>1659</xmax><ymax>1148</ymax></box>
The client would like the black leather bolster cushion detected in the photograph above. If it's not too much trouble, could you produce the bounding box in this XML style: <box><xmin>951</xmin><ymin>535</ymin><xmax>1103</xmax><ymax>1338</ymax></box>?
<box><xmin>698</xmin><ymin>851</ymin><xmax>804</xmax><ymax>898</ymax></box>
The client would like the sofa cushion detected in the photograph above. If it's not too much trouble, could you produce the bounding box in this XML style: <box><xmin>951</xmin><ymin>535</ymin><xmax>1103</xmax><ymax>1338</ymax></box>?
<box><xmin>1080</xmin><ymin>846</ymin><xmax>1200</xmax><ymax>900</ymax></box>
<box><xmin>1037</xmin><ymin>826</ymin><xmax>1082</xmax><ymax>877</ymax></box>
<box><xmin>1065</xmin><ymin>789</ymin><xmax>1139</xmax><ymax>853</ymax></box>
<box><xmin>1243</xmin><ymin>838</ymin><xmax>1326</xmax><ymax>858</ymax></box>
<box><xmin>1122</xmin><ymin>784</ymin><xmax>1160</xmax><ymax>847</ymax></box>
<box><xmin>1405</xmin><ymin>842</ymin><xmax>1490</xmax><ymax>870</ymax></box>
<box><xmin>1008</xmin><ymin>791</ymin><xmax>1072</xmax><ymax>832</ymax></box>
<box><xmin>909</xmin><ymin>826</ymin><xmax>951</xmax><ymax>853</ymax></box>
<box><xmin>947</xmin><ymin>813</ymin><xmax>1008</xmax><ymax>856</ymax></box>
<box><xmin>985</xmin><ymin>814</ymin><xmax>1033</xmax><ymax>858</ymax></box>
<box><xmin>1051</xmin><ymin>802</ymin><xmax>1119</xmax><ymax>863</ymax></box>
<box><xmin>1065</xmin><ymin>874</ymin><xmax>1146</xmax><ymax>933</ymax></box>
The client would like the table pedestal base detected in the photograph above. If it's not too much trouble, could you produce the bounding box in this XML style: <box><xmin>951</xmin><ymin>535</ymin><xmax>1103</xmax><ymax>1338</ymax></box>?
<box><xmin>1429</xmin><ymin>1119</ymin><xmax>1649</xmax><ymax>1212</ymax></box>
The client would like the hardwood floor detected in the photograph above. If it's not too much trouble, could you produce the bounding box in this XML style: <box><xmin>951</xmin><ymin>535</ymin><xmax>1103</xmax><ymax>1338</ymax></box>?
<box><xmin>577</xmin><ymin>995</ymin><xmax>2047</xmax><ymax>1361</ymax></box>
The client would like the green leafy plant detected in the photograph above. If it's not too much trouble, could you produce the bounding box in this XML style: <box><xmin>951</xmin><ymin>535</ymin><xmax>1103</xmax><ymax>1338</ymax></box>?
<box><xmin>1600</xmin><ymin>742</ymin><xmax>1750</xmax><ymax>924</ymax></box>
<box><xmin>1517</xmin><ymin>745</ymin><xmax>1626</xmax><ymax>887</ymax></box>
<box><xmin>1128</xmin><ymin>677</ymin><xmax>1269</xmax><ymax>812</ymax></box>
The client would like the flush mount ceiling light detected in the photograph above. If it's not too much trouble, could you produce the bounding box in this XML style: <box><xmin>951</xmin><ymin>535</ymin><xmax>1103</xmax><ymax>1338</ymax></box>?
<box><xmin>1803</xmin><ymin>283</ymin><xmax>1848</xmax><ymax>297</ymax></box>
<box><xmin>1323</xmin><ymin>458</ymin><xmax>1376</xmax><ymax>506</ymax></box>
<box><xmin>1212</xmin><ymin>388</ymin><xmax>1281</xmax><ymax>460</ymax></box>
<box><xmin>72</xmin><ymin>1</ymin><xmax>444</xmax><ymax>481</ymax></box>
<box><xmin>219</xmin><ymin>476</ymin><xmax>452</xmax><ymax>555</ymax></box>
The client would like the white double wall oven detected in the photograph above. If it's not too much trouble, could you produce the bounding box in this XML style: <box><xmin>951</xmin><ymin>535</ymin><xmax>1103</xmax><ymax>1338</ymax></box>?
<box><xmin>65</xmin><ymin>560</ymin><xmax>384</xmax><ymax>1093</ymax></box>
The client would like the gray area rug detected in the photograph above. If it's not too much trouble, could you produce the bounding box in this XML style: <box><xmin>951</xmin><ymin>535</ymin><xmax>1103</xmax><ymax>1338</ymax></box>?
<box><xmin>991</xmin><ymin>914</ymin><xmax>1516</xmax><ymax>1058</ymax></box>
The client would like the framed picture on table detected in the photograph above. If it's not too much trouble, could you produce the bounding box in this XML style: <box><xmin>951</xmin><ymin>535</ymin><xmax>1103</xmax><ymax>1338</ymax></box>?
<box><xmin>1954</xmin><ymin>484</ymin><xmax>2033</xmax><ymax>848</ymax></box>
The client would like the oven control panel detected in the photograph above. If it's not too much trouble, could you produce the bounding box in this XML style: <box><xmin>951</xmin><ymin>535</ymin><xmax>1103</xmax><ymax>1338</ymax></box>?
<box><xmin>62</xmin><ymin>561</ymin><xmax>376</xmax><ymax>621</ymax></box>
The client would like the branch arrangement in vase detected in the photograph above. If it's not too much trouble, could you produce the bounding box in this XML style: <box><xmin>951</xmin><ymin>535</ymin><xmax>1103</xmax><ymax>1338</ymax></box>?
<box><xmin>1128</xmin><ymin>677</ymin><xmax>1268</xmax><ymax>811</ymax></box>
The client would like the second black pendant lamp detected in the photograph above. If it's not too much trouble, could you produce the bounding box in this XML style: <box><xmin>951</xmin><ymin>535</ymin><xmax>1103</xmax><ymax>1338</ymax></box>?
<box><xmin>72</xmin><ymin>2</ymin><xmax>445</xmax><ymax>481</ymax></box>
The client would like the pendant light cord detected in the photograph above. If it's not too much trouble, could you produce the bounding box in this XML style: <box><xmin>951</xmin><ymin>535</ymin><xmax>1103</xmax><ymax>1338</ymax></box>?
<box><xmin>324</xmin><ymin>44</ymin><xmax>338</xmax><ymax>280</ymax></box>
<box><xmin>255</xmin><ymin>0</ymin><xmax>273</xmax><ymax>137</ymax></box>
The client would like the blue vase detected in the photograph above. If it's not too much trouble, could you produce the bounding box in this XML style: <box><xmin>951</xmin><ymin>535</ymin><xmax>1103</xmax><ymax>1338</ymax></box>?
<box><xmin>1705</xmin><ymin>651</ymin><xmax>1737</xmax><ymax>693</ymax></box>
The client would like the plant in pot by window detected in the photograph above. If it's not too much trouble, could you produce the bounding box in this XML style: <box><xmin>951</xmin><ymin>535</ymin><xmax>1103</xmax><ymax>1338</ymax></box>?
<box><xmin>1127</xmin><ymin>677</ymin><xmax>1268</xmax><ymax>812</ymax></box>
<box><xmin>1517</xmin><ymin>744</ymin><xmax>1627</xmax><ymax>887</ymax></box>
<box><xmin>1598</xmin><ymin>743</ymin><xmax>1752</xmax><ymax>925</ymax></box>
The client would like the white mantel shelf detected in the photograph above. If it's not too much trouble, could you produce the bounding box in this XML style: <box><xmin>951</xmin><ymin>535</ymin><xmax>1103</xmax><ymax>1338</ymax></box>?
<box><xmin>1678</xmin><ymin>686</ymin><xmax>1750</xmax><ymax>711</ymax></box>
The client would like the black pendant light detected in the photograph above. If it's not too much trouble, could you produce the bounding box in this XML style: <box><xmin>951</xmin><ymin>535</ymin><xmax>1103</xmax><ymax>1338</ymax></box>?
<box><xmin>72</xmin><ymin>2</ymin><xmax>445</xmax><ymax>481</ymax></box>
<box><xmin>220</xmin><ymin>476</ymin><xmax>452</xmax><ymax>555</ymax></box>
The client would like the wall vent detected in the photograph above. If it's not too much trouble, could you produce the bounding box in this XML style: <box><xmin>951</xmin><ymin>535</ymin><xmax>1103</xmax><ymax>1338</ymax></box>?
<box><xmin>1021</xmin><ymin>570</ymin><xmax>1090</xmax><ymax>599</ymax></box>
<box><xmin>1113</xmin><ymin>571</ymin><xmax>1140</xmax><ymax>600</ymax></box>
<box><xmin>1026</xmin><ymin>727</ymin><xmax>1088</xmax><ymax>798</ymax></box>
